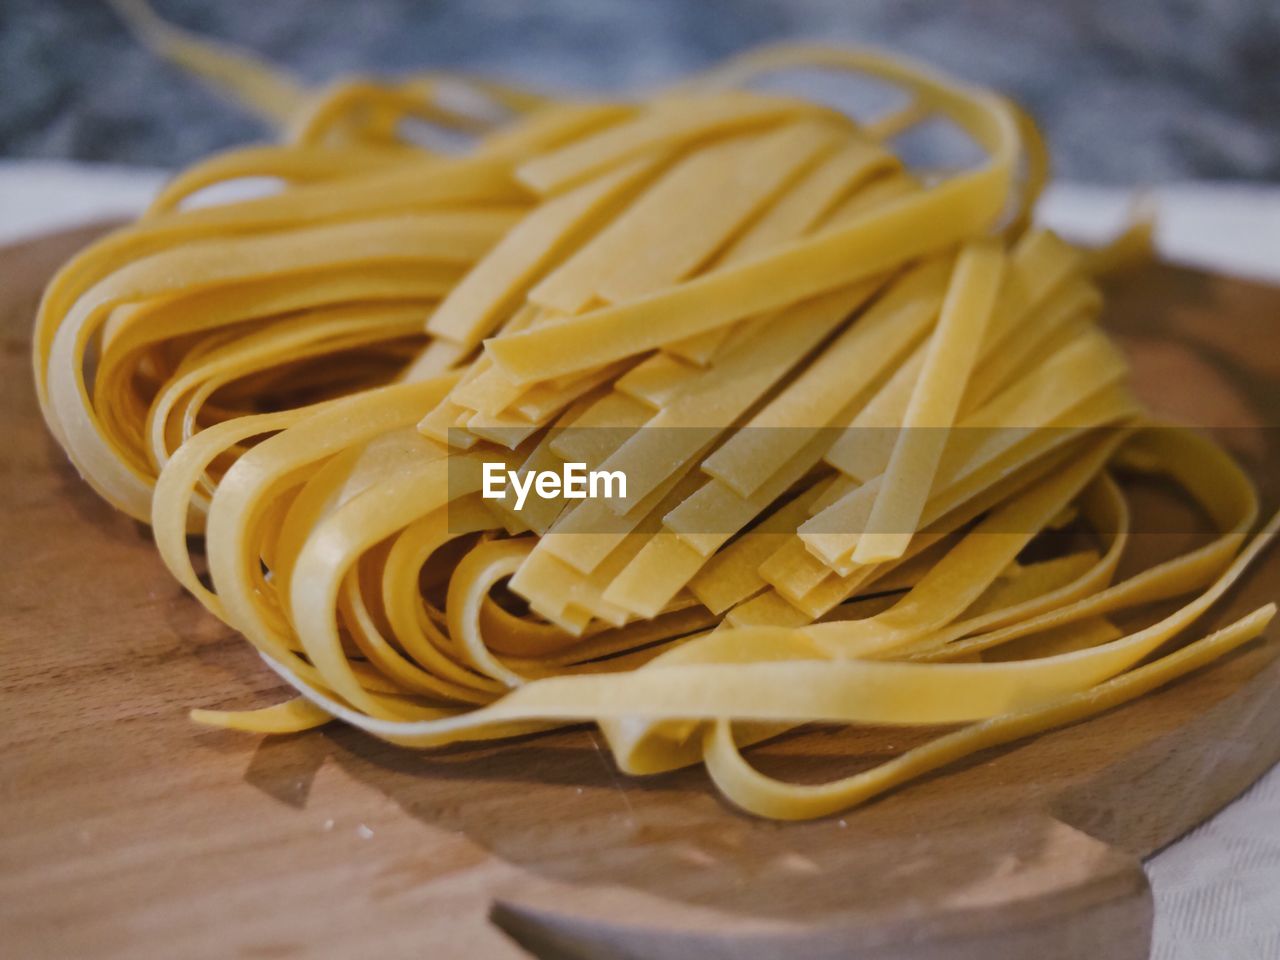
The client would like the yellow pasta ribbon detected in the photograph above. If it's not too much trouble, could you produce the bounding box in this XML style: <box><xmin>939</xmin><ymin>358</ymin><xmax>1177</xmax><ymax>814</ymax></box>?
<box><xmin>34</xmin><ymin>22</ymin><xmax>1277</xmax><ymax>821</ymax></box>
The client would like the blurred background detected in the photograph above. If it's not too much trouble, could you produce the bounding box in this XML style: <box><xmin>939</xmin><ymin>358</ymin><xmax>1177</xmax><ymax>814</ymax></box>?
<box><xmin>2</xmin><ymin>0</ymin><xmax>1278</xmax><ymax>182</ymax></box>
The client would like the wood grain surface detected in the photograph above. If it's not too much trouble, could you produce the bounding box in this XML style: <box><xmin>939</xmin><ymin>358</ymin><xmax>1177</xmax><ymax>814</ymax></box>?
<box><xmin>2</xmin><ymin>224</ymin><xmax>1278</xmax><ymax>960</ymax></box>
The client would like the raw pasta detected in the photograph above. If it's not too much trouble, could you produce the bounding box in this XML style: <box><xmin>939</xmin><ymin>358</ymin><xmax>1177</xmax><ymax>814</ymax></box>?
<box><xmin>36</xmin><ymin>17</ymin><xmax>1277</xmax><ymax>820</ymax></box>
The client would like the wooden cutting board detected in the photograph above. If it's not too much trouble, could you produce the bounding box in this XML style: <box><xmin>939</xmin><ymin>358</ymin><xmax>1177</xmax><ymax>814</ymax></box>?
<box><xmin>2</xmin><ymin>223</ymin><xmax>1278</xmax><ymax>960</ymax></box>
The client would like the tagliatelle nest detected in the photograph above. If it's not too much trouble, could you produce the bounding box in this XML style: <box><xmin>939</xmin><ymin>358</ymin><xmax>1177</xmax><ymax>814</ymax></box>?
<box><xmin>35</xmin><ymin>10</ymin><xmax>1277</xmax><ymax>820</ymax></box>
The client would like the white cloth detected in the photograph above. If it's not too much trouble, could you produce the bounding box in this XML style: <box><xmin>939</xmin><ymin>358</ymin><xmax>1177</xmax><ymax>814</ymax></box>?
<box><xmin>3</xmin><ymin>160</ymin><xmax>1278</xmax><ymax>957</ymax></box>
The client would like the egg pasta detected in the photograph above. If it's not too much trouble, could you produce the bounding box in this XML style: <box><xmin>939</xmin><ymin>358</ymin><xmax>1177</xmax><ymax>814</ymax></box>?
<box><xmin>35</xmin><ymin>16</ymin><xmax>1277</xmax><ymax>820</ymax></box>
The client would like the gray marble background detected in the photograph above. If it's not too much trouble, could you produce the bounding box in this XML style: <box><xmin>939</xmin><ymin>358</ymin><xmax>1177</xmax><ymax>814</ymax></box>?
<box><xmin>1</xmin><ymin>0</ymin><xmax>1277</xmax><ymax>183</ymax></box>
